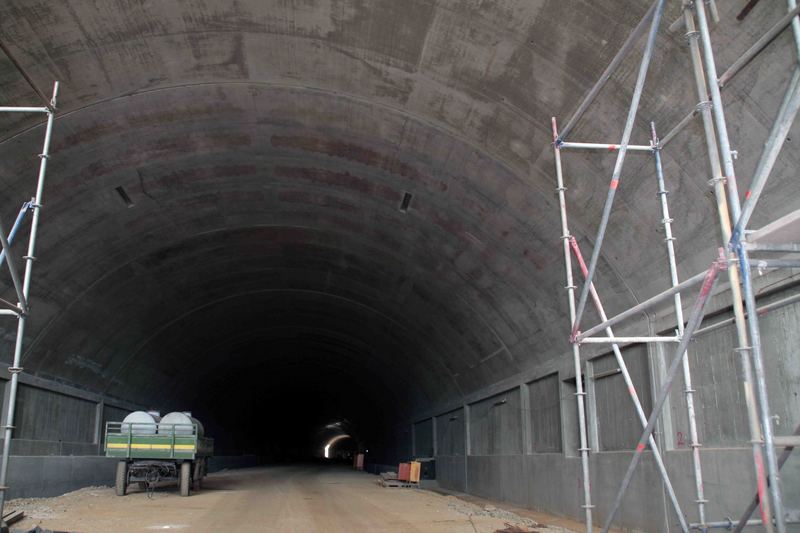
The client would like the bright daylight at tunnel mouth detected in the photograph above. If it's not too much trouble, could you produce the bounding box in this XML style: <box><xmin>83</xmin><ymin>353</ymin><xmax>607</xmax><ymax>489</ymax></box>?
<box><xmin>0</xmin><ymin>1</ymin><xmax>798</xmax><ymax>532</ymax></box>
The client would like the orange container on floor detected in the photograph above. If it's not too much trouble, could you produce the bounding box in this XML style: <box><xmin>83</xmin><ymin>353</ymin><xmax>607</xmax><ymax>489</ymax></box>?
<box><xmin>409</xmin><ymin>461</ymin><xmax>421</xmax><ymax>483</ymax></box>
<box><xmin>398</xmin><ymin>462</ymin><xmax>410</xmax><ymax>481</ymax></box>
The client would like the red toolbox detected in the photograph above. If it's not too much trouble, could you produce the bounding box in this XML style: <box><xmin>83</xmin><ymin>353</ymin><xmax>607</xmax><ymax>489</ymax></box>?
<box><xmin>398</xmin><ymin>462</ymin><xmax>410</xmax><ymax>481</ymax></box>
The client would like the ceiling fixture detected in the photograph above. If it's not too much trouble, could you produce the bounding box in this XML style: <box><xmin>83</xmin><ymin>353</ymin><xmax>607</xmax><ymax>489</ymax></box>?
<box><xmin>399</xmin><ymin>191</ymin><xmax>413</xmax><ymax>213</ymax></box>
<box><xmin>115</xmin><ymin>186</ymin><xmax>134</xmax><ymax>208</ymax></box>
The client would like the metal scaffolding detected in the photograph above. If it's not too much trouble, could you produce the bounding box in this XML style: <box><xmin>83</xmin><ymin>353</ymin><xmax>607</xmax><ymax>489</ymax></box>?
<box><xmin>551</xmin><ymin>1</ymin><xmax>800</xmax><ymax>532</ymax></box>
<box><xmin>0</xmin><ymin>76</ymin><xmax>58</xmax><ymax>525</ymax></box>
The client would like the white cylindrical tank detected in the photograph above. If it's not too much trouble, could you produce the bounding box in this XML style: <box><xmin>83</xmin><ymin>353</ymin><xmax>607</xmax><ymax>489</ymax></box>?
<box><xmin>159</xmin><ymin>411</ymin><xmax>204</xmax><ymax>437</ymax></box>
<box><xmin>121</xmin><ymin>411</ymin><xmax>159</xmax><ymax>435</ymax></box>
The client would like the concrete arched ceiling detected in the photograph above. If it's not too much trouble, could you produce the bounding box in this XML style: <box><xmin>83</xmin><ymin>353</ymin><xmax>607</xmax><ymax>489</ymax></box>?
<box><xmin>0</xmin><ymin>0</ymin><xmax>798</xmax><ymax>449</ymax></box>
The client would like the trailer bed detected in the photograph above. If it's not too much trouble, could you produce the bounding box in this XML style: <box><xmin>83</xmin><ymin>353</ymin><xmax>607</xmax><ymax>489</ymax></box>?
<box><xmin>104</xmin><ymin>422</ymin><xmax>213</xmax><ymax>460</ymax></box>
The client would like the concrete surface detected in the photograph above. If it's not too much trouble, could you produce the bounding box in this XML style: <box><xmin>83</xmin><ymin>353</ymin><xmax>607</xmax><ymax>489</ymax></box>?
<box><xmin>0</xmin><ymin>0</ymin><xmax>795</xmax><ymax>429</ymax></box>
<box><xmin>0</xmin><ymin>1</ymin><xmax>797</xmax><ymax>531</ymax></box>
<box><xmin>10</xmin><ymin>464</ymin><xmax>576</xmax><ymax>533</ymax></box>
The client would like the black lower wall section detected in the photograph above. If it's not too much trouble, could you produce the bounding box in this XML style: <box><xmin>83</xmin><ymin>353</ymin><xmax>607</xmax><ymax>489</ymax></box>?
<box><xmin>8</xmin><ymin>456</ymin><xmax>118</xmax><ymax>499</ymax></box>
<box><xmin>435</xmin><ymin>455</ymin><xmax>465</xmax><ymax>491</ymax></box>
<box><xmin>206</xmin><ymin>455</ymin><xmax>265</xmax><ymax>473</ymax></box>
<box><xmin>5</xmin><ymin>455</ymin><xmax>268</xmax><ymax>499</ymax></box>
<box><xmin>432</xmin><ymin>448</ymin><xmax>800</xmax><ymax>531</ymax></box>
<box><xmin>363</xmin><ymin>463</ymin><xmax>395</xmax><ymax>475</ymax></box>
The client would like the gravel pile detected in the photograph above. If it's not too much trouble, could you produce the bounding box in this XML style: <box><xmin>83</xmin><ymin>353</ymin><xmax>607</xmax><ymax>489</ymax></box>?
<box><xmin>7</xmin><ymin>486</ymin><xmax>109</xmax><ymax>520</ymax></box>
<box><xmin>445</xmin><ymin>496</ymin><xmax>574</xmax><ymax>533</ymax></box>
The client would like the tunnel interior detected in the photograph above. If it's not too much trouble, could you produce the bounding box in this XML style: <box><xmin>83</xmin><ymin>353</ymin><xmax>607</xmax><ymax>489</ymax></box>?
<box><xmin>0</xmin><ymin>1</ymin><xmax>799</xmax><ymax>529</ymax></box>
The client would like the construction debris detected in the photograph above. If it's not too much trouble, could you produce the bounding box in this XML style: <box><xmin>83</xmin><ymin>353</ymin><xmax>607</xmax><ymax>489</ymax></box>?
<box><xmin>3</xmin><ymin>508</ymin><xmax>24</xmax><ymax>525</ymax></box>
<box><xmin>379</xmin><ymin>469</ymin><xmax>419</xmax><ymax>488</ymax></box>
<box><xmin>445</xmin><ymin>496</ymin><xmax>573</xmax><ymax>533</ymax></box>
<box><xmin>6</xmin><ymin>486</ymin><xmax>110</xmax><ymax>523</ymax></box>
<box><xmin>493</xmin><ymin>525</ymin><xmax>539</xmax><ymax>533</ymax></box>
<box><xmin>12</xmin><ymin>527</ymin><xmax>72</xmax><ymax>533</ymax></box>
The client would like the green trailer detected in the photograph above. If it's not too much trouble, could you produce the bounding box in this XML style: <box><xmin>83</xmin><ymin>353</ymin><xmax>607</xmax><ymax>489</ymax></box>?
<box><xmin>104</xmin><ymin>421</ymin><xmax>214</xmax><ymax>496</ymax></box>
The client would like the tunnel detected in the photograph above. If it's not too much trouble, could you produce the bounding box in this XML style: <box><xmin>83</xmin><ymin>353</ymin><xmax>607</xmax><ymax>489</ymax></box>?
<box><xmin>0</xmin><ymin>1</ymin><xmax>799</xmax><ymax>532</ymax></box>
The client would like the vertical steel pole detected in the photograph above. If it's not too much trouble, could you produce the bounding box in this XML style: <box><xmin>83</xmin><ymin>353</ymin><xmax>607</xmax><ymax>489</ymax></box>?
<box><xmin>601</xmin><ymin>253</ymin><xmax>725</xmax><ymax>533</ymax></box>
<box><xmin>683</xmin><ymin>7</ymin><xmax>775</xmax><ymax>530</ymax></box>
<box><xmin>694</xmin><ymin>3</ymin><xmax>788</xmax><ymax>530</ymax></box>
<box><xmin>0</xmin><ymin>82</ymin><xmax>58</xmax><ymax>520</ymax></box>
<box><xmin>569</xmin><ymin>236</ymin><xmax>689</xmax><ymax>533</ymax></box>
<box><xmin>694</xmin><ymin>0</ymin><xmax>743</xmax><ymax>223</ymax></box>
<box><xmin>651</xmin><ymin>122</ymin><xmax>706</xmax><ymax>532</ymax></box>
<box><xmin>733</xmin><ymin>241</ymin><xmax>787</xmax><ymax>533</ymax></box>
<box><xmin>733</xmin><ymin>423</ymin><xmax>800</xmax><ymax>533</ymax></box>
<box><xmin>552</xmin><ymin>118</ymin><xmax>593</xmax><ymax>533</ymax></box>
<box><xmin>571</xmin><ymin>0</ymin><xmax>667</xmax><ymax>336</ymax></box>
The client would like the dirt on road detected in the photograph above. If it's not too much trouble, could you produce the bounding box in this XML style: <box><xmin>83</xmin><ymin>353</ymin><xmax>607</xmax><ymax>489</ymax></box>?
<box><xmin>9</xmin><ymin>464</ymin><xmax>578</xmax><ymax>532</ymax></box>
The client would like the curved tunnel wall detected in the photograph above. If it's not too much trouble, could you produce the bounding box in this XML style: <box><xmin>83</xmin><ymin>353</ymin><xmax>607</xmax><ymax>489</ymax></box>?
<box><xmin>0</xmin><ymin>0</ymin><xmax>798</xmax><ymax>529</ymax></box>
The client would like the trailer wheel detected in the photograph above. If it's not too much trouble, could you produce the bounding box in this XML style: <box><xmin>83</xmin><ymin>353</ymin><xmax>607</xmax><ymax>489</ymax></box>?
<box><xmin>193</xmin><ymin>460</ymin><xmax>203</xmax><ymax>491</ymax></box>
<box><xmin>115</xmin><ymin>461</ymin><xmax>128</xmax><ymax>496</ymax></box>
<box><xmin>179</xmin><ymin>461</ymin><xmax>192</xmax><ymax>497</ymax></box>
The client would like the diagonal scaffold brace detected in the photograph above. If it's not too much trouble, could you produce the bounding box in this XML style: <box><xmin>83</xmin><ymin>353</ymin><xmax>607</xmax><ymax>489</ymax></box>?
<box><xmin>569</xmin><ymin>0</ymin><xmax>667</xmax><ymax>340</ymax></box>
<box><xmin>569</xmin><ymin>236</ymin><xmax>690</xmax><ymax>533</ymax></box>
<box><xmin>601</xmin><ymin>250</ymin><xmax>728</xmax><ymax>533</ymax></box>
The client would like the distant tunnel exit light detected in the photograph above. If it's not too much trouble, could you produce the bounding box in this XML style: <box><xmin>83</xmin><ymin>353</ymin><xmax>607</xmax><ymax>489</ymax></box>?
<box><xmin>323</xmin><ymin>434</ymin><xmax>350</xmax><ymax>459</ymax></box>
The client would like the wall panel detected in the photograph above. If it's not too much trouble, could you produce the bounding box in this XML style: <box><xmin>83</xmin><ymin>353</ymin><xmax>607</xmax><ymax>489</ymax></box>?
<box><xmin>413</xmin><ymin>418</ymin><xmax>434</xmax><ymax>457</ymax></box>
<box><xmin>528</xmin><ymin>374</ymin><xmax>561</xmax><ymax>452</ymax></box>
<box><xmin>591</xmin><ymin>345</ymin><xmax>651</xmax><ymax>451</ymax></box>
<box><xmin>469</xmin><ymin>388</ymin><xmax>521</xmax><ymax>455</ymax></box>
<box><xmin>436</xmin><ymin>408</ymin><xmax>464</xmax><ymax>455</ymax></box>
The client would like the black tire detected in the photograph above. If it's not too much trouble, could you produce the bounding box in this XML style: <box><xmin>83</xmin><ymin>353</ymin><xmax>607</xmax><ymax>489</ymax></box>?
<box><xmin>193</xmin><ymin>460</ymin><xmax>203</xmax><ymax>491</ymax></box>
<box><xmin>115</xmin><ymin>461</ymin><xmax>128</xmax><ymax>496</ymax></box>
<box><xmin>180</xmin><ymin>461</ymin><xmax>192</xmax><ymax>497</ymax></box>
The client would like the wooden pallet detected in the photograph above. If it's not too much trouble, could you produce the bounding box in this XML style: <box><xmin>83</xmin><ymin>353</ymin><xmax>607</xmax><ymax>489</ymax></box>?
<box><xmin>380</xmin><ymin>478</ymin><xmax>418</xmax><ymax>488</ymax></box>
<box><xmin>3</xmin><ymin>509</ymin><xmax>24</xmax><ymax>526</ymax></box>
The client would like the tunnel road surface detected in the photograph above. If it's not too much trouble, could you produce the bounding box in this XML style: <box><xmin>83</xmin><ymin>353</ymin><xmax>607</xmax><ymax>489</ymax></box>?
<box><xmin>10</xmin><ymin>464</ymin><xmax>577</xmax><ymax>532</ymax></box>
